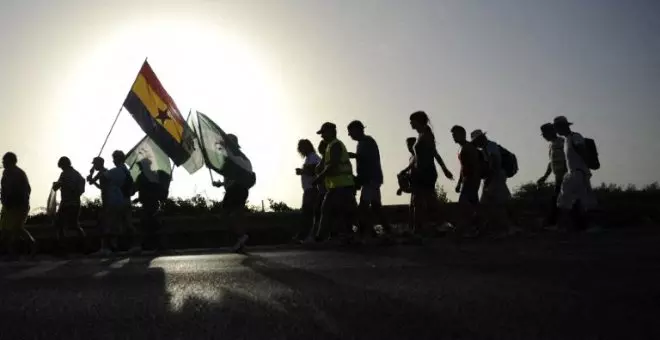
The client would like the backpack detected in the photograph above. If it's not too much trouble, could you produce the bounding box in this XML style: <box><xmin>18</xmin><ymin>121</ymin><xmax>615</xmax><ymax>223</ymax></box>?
<box><xmin>498</xmin><ymin>145</ymin><xmax>518</xmax><ymax>178</ymax></box>
<box><xmin>397</xmin><ymin>171</ymin><xmax>412</xmax><ymax>194</ymax></box>
<box><xmin>121</xmin><ymin>168</ymin><xmax>134</xmax><ymax>198</ymax></box>
<box><xmin>243</xmin><ymin>171</ymin><xmax>257</xmax><ymax>189</ymax></box>
<box><xmin>475</xmin><ymin>146</ymin><xmax>490</xmax><ymax>179</ymax></box>
<box><xmin>581</xmin><ymin>137</ymin><xmax>600</xmax><ymax>170</ymax></box>
<box><xmin>75</xmin><ymin>170</ymin><xmax>86</xmax><ymax>196</ymax></box>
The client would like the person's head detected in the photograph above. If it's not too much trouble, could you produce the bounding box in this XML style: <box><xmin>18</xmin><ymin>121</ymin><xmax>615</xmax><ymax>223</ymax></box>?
<box><xmin>470</xmin><ymin>129</ymin><xmax>488</xmax><ymax>148</ymax></box>
<box><xmin>318</xmin><ymin>140</ymin><xmax>328</xmax><ymax>155</ymax></box>
<box><xmin>451</xmin><ymin>125</ymin><xmax>467</xmax><ymax>144</ymax></box>
<box><xmin>540</xmin><ymin>123</ymin><xmax>558</xmax><ymax>141</ymax></box>
<box><xmin>347</xmin><ymin>120</ymin><xmax>365</xmax><ymax>141</ymax></box>
<box><xmin>406</xmin><ymin>137</ymin><xmax>416</xmax><ymax>154</ymax></box>
<box><xmin>2</xmin><ymin>152</ymin><xmax>17</xmax><ymax>169</ymax></box>
<box><xmin>138</xmin><ymin>158</ymin><xmax>152</xmax><ymax>171</ymax></box>
<box><xmin>552</xmin><ymin>116</ymin><xmax>573</xmax><ymax>136</ymax></box>
<box><xmin>409</xmin><ymin>111</ymin><xmax>430</xmax><ymax>131</ymax></box>
<box><xmin>227</xmin><ymin>133</ymin><xmax>240</xmax><ymax>148</ymax></box>
<box><xmin>57</xmin><ymin>156</ymin><xmax>72</xmax><ymax>170</ymax></box>
<box><xmin>91</xmin><ymin>157</ymin><xmax>105</xmax><ymax>171</ymax></box>
<box><xmin>112</xmin><ymin>150</ymin><xmax>126</xmax><ymax>167</ymax></box>
<box><xmin>297</xmin><ymin>139</ymin><xmax>315</xmax><ymax>157</ymax></box>
<box><xmin>316</xmin><ymin>122</ymin><xmax>337</xmax><ymax>142</ymax></box>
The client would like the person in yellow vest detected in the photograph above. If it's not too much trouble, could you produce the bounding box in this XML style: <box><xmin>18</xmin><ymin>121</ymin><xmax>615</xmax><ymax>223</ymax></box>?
<box><xmin>312</xmin><ymin>122</ymin><xmax>358</xmax><ymax>242</ymax></box>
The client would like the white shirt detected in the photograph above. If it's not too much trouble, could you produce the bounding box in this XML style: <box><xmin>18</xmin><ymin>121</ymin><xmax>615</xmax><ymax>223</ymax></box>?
<box><xmin>549</xmin><ymin>138</ymin><xmax>567</xmax><ymax>176</ymax></box>
<box><xmin>301</xmin><ymin>153</ymin><xmax>321</xmax><ymax>190</ymax></box>
<box><xmin>564</xmin><ymin>132</ymin><xmax>590</xmax><ymax>174</ymax></box>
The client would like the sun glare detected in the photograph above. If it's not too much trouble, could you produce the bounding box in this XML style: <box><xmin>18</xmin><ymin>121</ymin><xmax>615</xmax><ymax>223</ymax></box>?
<box><xmin>57</xmin><ymin>15</ymin><xmax>297</xmax><ymax>204</ymax></box>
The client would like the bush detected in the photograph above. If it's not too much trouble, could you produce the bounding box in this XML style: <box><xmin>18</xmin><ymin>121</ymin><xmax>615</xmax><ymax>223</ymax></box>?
<box><xmin>268</xmin><ymin>199</ymin><xmax>295</xmax><ymax>212</ymax></box>
<box><xmin>24</xmin><ymin>182</ymin><xmax>660</xmax><ymax>227</ymax></box>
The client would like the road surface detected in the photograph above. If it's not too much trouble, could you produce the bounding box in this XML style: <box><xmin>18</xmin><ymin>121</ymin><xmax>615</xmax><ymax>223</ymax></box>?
<box><xmin>1</xmin><ymin>230</ymin><xmax>659</xmax><ymax>339</ymax></box>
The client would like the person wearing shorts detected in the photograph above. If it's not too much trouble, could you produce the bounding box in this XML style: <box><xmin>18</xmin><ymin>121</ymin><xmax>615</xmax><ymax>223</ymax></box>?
<box><xmin>52</xmin><ymin>156</ymin><xmax>86</xmax><ymax>250</ymax></box>
<box><xmin>347</xmin><ymin>120</ymin><xmax>391</xmax><ymax>240</ymax></box>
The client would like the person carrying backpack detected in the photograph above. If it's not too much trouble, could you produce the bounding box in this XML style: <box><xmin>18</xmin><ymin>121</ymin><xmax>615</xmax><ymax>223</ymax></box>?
<box><xmin>52</xmin><ymin>156</ymin><xmax>87</xmax><ymax>252</ymax></box>
<box><xmin>93</xmin><ymin>150</ymin><xmax>139</xmax><ymax>255</ymax></box>
<box><xmin>552</xmin><ymin>116</ymin><xmax>599</xmax><ymax>232</ymax></box>
<box><xmin>471</xmin><ymin>130</ymin><xmax>515</xmax><ymax>237</ymax></box>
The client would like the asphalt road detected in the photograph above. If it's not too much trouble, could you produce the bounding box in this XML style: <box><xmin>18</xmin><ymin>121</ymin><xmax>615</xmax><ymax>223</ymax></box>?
<box><xmin>0</xmin><ymin>229</ymin><xmax>659</xmax><ymax>340</ymax></box>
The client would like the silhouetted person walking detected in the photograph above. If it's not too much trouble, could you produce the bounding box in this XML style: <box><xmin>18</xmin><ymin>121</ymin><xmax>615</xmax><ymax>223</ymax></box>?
<box><xmin>294</xmin><ymin>139</ymin><xmax>321</xmax><ymax>243</ymax></box>
<box><xmin>451</xmin><ymin>126</ymin><xmax>481</xmax><ymax>235</ymax></box>
<box><xmin>347</xmin><ymin>120</ymin><xmax>391</xmax><ymax>240</ymax></box>
<box><xmin>471</xmin><ymin>129</ymin><xmax>513</xmax><ymax>236</ymax></box>
<box><xmin>133</xmin><ymin>159</ymin><xmax>165</xmax><ymax>251</ymax></box>
<box><xmin>313</xmin><ymin>122</ymin><xmax>357</xmax><ymax>243</ymax></box>
<box><xmin>212</xmin><ymin>133</ymin><xmax>256</xmax><ymax>253</ymax></box>
<box><xmin>87</xmin><ymin>156</ymin><xmax>109</xmax><ymax>253</ymax></box>
<box><xmin>397</xmin><ymin>137</ymin><xmax>417</xmax><ymax>234</ymax></box>
<box><xmin>396</xmin><ymin>137</ymin><xmax>416</xmax><ymax>197</ymax></box>
<box><xmin>552</xmin><ymin>116</ymin><xmax>597</xmax><ymax>232</ymax></box>
<box><xmin>408</xmin><ymin>111</ymin><xmax>453</xmax><ymax>237</ymax></box>
<box><xmin>537</xmin><ymin>123</ymin><xmax>567</xmax><ymax>228</ymax></box>
<box><xmin>52</xmin><ymin>156</ymin><xmax>86</xmax><ymax>252</ymax></box>
<box><xmin>0</xmin><ymin>152</ymin><xmax>36</xmax><ymax>258</ymax></box>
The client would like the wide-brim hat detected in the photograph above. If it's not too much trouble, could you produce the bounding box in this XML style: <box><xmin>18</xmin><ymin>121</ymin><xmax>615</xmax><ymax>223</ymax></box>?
<box><xmin>553</xmin><ymin>116</ymin><xmax>573</xmax><ymax>126</ymax></box>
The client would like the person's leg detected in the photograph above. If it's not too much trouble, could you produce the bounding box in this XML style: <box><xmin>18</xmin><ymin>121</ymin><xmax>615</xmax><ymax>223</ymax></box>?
<box><xmin>316</xmin><ymin>190</ymin><xmax>335</xmax><ymax>241</ymax></box>
<box><xmin>547</xmin><ymin>180</ymin><xmax>562</xmax><ymax>226</ymax></box>
<box><xmin>306</xmin><ymin>190</ymin><xmax>324</xmax><ymax>242</ymax></box>
<box><xmin>370</xmin><ymin>185</ymin><xmax>392</xmax><ymax>236</ymax></box>
<box><xmin>343</xmin><ymin>188</ymin><xmax>360</xmax><ymax>240</ymax></box>
<box><xmin>297</xmin><ymin>189</ymin><xmax>315</xmax><ymax>241</ymax></box>
<box><xmin>224</xmin><ymin>186</ymin><xmax>249</xmax><ymax>252</ymax></box>
<box><xmin>456</xmin><ymin>178</ymin><xmax>480</xmax><ymax>234</ymax></box>
<box><xmin>357</xmin><ymin>186</ymin><xmax>374</xmax><ymax>238</ymax></box>
<box><xmin>142</xmin><ymin>200</ymin><xmax>160</xmax><ymax>250</ymax></box>
<box><xmin>5</xmin><ymin>207</ymin><xmax>35</xmax><ymax>257</ymax></box>
<box><xmin>557</xmin><ymin>173</ymin><xmax>579</xmax><ymax>232</ymax></box>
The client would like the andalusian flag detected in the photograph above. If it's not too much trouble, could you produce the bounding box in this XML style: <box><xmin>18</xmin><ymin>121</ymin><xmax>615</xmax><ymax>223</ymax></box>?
<box><xmin>197</xmin><ymin>111</ymin><xmax>255</xmax><ymax>187</ymax></box>
<box><xmin>123</xmin><ymin>61</ymin><xmax>192</xmax><ymax>165</ymax></box>
<box><xmin>125</xmin><ymin>136</ymin><xmax>172</xmax><ymax>182</ymax></box>
<box><xmin>125</xmin><ymin>136</ymin><xmax>173</xmax><ymax>198</ymax></box>
<box><xmin>181</xmin><ymin>112</ymin><xmax>204</xmax><ymax>175</ymax></box>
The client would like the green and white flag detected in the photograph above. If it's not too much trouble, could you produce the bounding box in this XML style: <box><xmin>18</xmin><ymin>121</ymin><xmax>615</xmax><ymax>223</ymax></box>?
<box><xmin>181</xmin><ymin>111</ymin><xmax>204</xmax><ymax>175</ymax></box>
<box><xmin>125</xmin><ymin>136</ymin><xmax>173</xmax><ymax>184</ymax></box>
<box><xmin>196</xmin><ymin>111</ymin><xmax>255</xmax><ymax>187</ymax></box>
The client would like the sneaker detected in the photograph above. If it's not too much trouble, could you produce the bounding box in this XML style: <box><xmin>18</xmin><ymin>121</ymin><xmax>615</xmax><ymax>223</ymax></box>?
<box><xmin>128</xmin><ymin>246</ymin><xmax>142</xmax><ymax>255</ymax></box>
<box><xmin>586</xmin><ymin>225</ymin><xmax>604</xmax><ymax>234</ymax></box>
<box><xmin>91</xmin><ymin>248</ymin><xmax>112</xmax><ymax>257</ymax></box>
<box><xmin>232</xmin><ymin>235</ymin><xmax>249</xmax><ymax>253</ymax></box>
<box><xmin>543</xmin><ymin>224</ymin><xmax>559</xmax><ymax>232</ymax></box>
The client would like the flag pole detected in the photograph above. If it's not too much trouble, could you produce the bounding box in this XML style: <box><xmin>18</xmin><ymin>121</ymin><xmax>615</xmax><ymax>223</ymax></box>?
<box><xmin>97</xmin><ymin>105</ymin><xmax>125</xmax><ymax>157</ymax></box>
<box><xmin>96</xmin><ymin>57</ymin><xmax>148</xmax><ymax>157</ymax></box>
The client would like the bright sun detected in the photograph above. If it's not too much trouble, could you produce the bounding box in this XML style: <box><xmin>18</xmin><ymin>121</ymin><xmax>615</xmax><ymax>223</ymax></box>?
<box><xmin>57</xmin><ymin>15</ymin><xmax>298</xmax><ymax>204</ymax></box>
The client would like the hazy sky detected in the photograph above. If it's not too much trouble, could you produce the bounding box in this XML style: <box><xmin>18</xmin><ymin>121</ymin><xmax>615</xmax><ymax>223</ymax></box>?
<box><xmin>1</xmin><ymin>0</ymin><xmax>659</xmax><ymax>212</ymax></box>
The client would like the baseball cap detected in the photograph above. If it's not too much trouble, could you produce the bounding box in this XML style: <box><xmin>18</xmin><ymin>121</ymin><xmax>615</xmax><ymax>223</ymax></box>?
<box><xmin>316</xmin><ymin>122</ymin><xmax>336</xmax><ymax>134</ymax></box>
